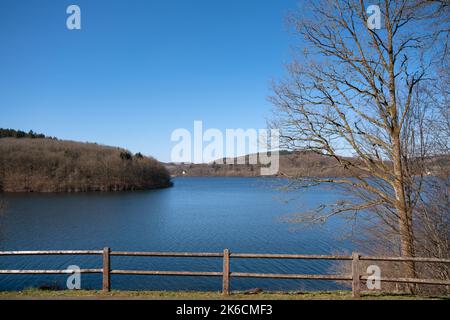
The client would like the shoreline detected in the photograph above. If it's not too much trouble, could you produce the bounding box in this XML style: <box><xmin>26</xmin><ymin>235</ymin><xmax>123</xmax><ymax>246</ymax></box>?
<box><xmin>0</xmin><ymin>289</ymin><xmax>447</xmax><ymax>300</ymax></box>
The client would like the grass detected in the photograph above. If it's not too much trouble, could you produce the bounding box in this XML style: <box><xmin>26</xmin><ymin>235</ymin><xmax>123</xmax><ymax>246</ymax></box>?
<box><xmin>0</xmin><ymin>289</ymin><xmax>448</xmax><ymax>300</ymax></box>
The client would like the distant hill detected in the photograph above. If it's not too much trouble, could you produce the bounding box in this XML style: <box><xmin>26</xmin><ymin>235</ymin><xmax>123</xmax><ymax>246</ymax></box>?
<box><xmin>166</xmin><ymin>151</ymin><xmax>449</xmax><ymax>178</ymax></box>
<box><xmin>0</xmin><ymin>130</ymin><xmax>172</xmax><ymax>192</ymax></box>
<box><xmin>165</xmin><ymin>151</ymin><xmax>353</xmax><ymax>177</ymax></box>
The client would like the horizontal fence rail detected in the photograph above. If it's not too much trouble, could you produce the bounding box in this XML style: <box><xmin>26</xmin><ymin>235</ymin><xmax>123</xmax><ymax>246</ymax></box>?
<box><xmin>359</xmin><ymin>256</ymin><xmax>450</xmax><ymax>263</ymax></box>
<box><xmin>230</xmin><ymin>273</ymin><xmax>353</xmax><ymax>280</ymax></box>
<box><xmin>0</xmin><ymin>250</ymin><xmax>103</xmax><ymax>256</ymax></box>
<box><xmin>0</xmin><ymin>269</ymin><xmax>102</xmax><ymax>274</ymax></box>
<box><xmin>0</xmin><ymin>248</ymin><xmax>449</xmax><ymax>298</ymax></box>
<box><xmin>230</xmin><ymin>253</ymin><xmax>353</xmax><ymax>260</ymax></box>
<box><xmin>110</xmin><ymin>251</ymin><xmax>223</xmax><ymax>257</ymax></box>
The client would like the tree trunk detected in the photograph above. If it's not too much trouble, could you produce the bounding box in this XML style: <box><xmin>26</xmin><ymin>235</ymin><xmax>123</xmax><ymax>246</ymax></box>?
<box><xmin>392</xmin><ymin>134</ymin><xmax>417</xmax><ymax>293</ymax></box>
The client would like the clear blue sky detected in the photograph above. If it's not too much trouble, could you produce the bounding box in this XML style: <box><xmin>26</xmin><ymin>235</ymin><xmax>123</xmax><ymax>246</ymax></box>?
<box><xmin>0</xmin><ymin>0</ymin><xmax>300</xmax><ymax>162</ymax></box>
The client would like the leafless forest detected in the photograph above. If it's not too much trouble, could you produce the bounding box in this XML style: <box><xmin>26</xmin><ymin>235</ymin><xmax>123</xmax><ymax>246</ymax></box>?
<box><xmin>0</xmin><ymin>137</ymin><xmax>172</xmax><ymax>192</ymax></box>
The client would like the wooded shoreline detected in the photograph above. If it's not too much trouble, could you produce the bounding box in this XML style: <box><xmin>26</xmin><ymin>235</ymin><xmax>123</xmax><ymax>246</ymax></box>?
<box><xmin>0</xmin><ymin>135</ymin><xmax>172</xmax><ymax>193</ymax></box>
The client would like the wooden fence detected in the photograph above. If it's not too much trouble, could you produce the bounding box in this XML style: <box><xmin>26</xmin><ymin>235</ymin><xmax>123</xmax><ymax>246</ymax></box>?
<box><xmin>0</xmin><ymin>248</ymin><xmax>449</xmax><ymax>298</ymax></box>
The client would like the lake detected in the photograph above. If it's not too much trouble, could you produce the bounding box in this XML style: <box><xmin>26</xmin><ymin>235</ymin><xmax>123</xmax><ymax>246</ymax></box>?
<box><xmin>0</xmin><ymin>177</ymin><xmax>355</xmax><ymax>292</ymax></box>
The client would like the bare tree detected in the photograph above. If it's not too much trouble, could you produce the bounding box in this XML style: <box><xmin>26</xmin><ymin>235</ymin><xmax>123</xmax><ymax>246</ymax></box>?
<box><xmin>270</xmin><ymin>0</ymin><xmax>449</xmax><ymax>292</ymax></box>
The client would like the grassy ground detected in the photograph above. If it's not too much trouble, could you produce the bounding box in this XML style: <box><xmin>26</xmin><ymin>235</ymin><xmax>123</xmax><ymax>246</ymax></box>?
<box><xmin>0</xmin><ymin>289</ymin><xmax>448</xmax><ymax>300</ymax></box>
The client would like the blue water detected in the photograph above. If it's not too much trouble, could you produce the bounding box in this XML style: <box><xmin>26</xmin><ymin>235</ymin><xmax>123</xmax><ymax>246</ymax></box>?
<box><xmin>0</xmin><ymin>177</ymin><xmax>355</xmax><ymax>292</ymax></box>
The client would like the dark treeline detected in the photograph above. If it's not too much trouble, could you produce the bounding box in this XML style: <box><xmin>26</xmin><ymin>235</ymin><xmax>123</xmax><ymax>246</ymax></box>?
<box><xmin>0</xmin><ymin>135</ymin><xmax>172</xmax><ymax>192</ymax></box>
<box><xmin>0</xmin><ymin>128</ymin><xmax>52</xmax><ymax>139</ymax></box>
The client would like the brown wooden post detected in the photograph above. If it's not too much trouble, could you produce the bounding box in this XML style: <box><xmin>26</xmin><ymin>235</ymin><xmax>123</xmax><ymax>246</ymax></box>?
<box><xmin>352</xmin><ymin>252</ymin><xmax>360</xmax><ymax>298</ymax></box>
<box><xmin>222</xmin><ymin>249</ymin><xmax>230</xmax><ymax>295</ymax></box>
<box><xmin>102</xmin><ymin>247</ymin><xmax>110</xmax><ymax>292</ymax></box>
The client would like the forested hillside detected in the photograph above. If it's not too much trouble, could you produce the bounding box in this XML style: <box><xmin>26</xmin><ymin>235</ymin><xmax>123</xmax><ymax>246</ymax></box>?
<box><xmin>0</xmin><ymin>131</ymin><xmax>172</xmax><ymax>192</ymax></box>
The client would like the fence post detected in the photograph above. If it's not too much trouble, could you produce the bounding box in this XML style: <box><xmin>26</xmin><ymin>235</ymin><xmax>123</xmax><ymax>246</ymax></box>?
<box><xmin>352</xmin><ymin>252</ymin><xmax>360</xmax><ymax>298</ymax></box>
<box><xmin>102</xmin><ymin>247</ymin><xmax>111</xmax><ymax>292</ymax></box>
<box><xmin>222</xmin><ymin>249</ymin><xmax>230</xmax><ymax>295</ymax></box>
